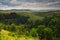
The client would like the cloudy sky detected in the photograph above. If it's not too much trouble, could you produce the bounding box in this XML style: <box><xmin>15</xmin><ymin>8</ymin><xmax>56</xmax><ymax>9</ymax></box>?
<box><xmin>0</xmin><ymin>0</ymin><xmax>60</xmax><ymax>10</ymax></box>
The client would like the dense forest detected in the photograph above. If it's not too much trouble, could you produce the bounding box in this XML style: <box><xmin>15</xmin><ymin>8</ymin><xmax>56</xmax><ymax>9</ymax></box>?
<box><xmin>0</xmin><ymin>10</ymin><xmax>60</xmax><ymax>40</ymax></box>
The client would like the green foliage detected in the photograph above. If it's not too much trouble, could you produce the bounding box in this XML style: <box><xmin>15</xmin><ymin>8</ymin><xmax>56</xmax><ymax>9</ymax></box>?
<box><xmin>30</xmin><ymin>28</ymin><xmax>37</xmax><ymax>37</ymax></box>
<box><xmin>0</xmin><ymin>10</ymin><xmax>60</xmax><ymax>40</ymax></box>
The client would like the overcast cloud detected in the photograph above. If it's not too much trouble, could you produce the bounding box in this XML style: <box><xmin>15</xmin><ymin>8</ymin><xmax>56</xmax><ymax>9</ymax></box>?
<box><xmin>0</xmin><ymin>0</ymin><xmax>60</xmax><ymax>10</ymax></box>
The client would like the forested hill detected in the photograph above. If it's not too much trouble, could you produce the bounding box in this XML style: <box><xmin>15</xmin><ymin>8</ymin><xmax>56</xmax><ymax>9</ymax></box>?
<box><xmin>0</xmin><ymin>10</ymin><xmax>60</xmax><ymax>40</ymax></box>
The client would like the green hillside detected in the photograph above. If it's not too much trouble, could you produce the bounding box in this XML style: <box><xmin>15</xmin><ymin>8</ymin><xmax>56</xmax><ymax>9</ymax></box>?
<box><xmin>0</xmin><ymin>10</ymin><xmax>60</xmax><ymax>40</ymax></box>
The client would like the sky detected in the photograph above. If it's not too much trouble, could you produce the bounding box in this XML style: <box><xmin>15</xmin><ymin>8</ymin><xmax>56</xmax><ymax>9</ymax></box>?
<box><xmin>0</xmin><ymin>0</ymin><xmax>60</xmax><ymax>10</ymax></box>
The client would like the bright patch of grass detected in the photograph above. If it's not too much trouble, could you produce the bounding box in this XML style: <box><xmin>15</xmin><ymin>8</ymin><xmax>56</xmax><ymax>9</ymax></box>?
<box><xmin>0</xmin><ymin>29</ymin><xmax>39</xmax><ymax>40</ymax></box>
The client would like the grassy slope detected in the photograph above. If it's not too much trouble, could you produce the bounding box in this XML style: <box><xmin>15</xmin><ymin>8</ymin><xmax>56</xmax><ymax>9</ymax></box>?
<box><xmin>0</xmin><ymin>29</ymin><xmax>39</xmax><ymax>40</ymax></box>
<box><xmin>0</xmin><ymin>10</ymin><xmax>44</xmax><ymax>22</ymax></box>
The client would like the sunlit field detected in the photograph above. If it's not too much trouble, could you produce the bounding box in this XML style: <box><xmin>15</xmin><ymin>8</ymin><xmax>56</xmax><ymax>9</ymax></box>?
<box><xmin>0</xmin><ymin>29</ymin><xmax>39</xmax><ymax>40</ymax></box>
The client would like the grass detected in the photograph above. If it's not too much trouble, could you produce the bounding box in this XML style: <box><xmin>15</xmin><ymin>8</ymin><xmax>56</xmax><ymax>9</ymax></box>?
<box><xmin>0</xmin><ymin>29</ymin><xmax>39</xmax><ymax>40</ymax></box>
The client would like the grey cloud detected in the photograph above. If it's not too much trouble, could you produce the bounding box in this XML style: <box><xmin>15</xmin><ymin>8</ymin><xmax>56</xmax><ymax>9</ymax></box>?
<box><xmin>0</xmin><ymin>0</ymin><xmax>11</xmax><ymax>5</ymax></box>
<box><xmin>46</xmin><ymin>2</ymin><xmax>60</xmax><ymax>8</ymax></box>
<box><xmin>0</xmin><ymin>0</ymin><xmax>20</xmax><ymax>6</ymax></box>
<box><xmin>17</xmin><ymin>0</ymin><xmax>60</xmax><ymax>2</ymax></box>
<box><xmin>0</xmin><ymin>0</ymin><xmax>60</xmax><ymax>10</ymax></box>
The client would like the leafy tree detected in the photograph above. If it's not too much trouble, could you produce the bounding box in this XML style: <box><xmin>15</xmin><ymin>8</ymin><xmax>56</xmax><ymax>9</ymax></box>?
<box><xmin>44</xmin><ymin>27</ymin><xmax>53</xmax><ymax>40</ymax></box>
<box><xmin>30</xmin><ymin>28</ymin><xmax>37</xmax><ymax>37</ymax></box>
